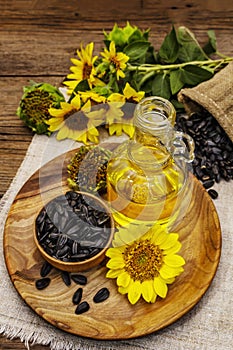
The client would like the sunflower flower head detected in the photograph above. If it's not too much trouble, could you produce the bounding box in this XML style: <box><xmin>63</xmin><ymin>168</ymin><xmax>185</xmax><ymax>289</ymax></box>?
<box><xmin>106</xmin><ymin>223</ymin><xmax>185</xmax><ymax>305</ymax></box>
<box><xmin>47</xmin><ymin>94</ymin><xmax>104</xmax><ymax>144</ymax></box>
<box><xmin>64</xmin><ymin>42</ymin><xmax>102</xmax><ymax>94</ymax></box>
<box><xmin>16</xmin><ymin>81</ymin><xmax>65</xmax><ymax>135</ymax></box>
<box><xmin>100</xmin><ymin>41</ymin><xmax>129</xmax><ymax>80</ymax></box>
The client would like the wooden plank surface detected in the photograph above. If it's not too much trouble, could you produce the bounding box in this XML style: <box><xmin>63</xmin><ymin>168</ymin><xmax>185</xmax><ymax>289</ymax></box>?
<box><xmin>0</xmin><ymin>0</ymin><xmax>232</xmax><ymax>348</ymax></box>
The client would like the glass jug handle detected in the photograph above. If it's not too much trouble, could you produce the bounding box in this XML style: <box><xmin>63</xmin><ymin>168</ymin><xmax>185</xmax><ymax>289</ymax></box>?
<box><xmin>171</xmin><ymin>131</ymin><xmax>195</xmax><ymax>163</ymax></box>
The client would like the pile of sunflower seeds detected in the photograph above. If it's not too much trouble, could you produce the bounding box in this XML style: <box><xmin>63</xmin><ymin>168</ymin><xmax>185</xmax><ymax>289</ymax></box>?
<box><xmin>35</xmin><ymin>191</ymin><xmax>112</xmax><ymax>262</ymax></box>
<box><xmin>176</xmin><ymin>109</ymin><xmax>233</xmax><ymax>199</ymax></box>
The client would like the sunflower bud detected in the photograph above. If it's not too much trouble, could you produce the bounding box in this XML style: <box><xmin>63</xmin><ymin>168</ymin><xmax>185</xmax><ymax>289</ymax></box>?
<box><xmin>16</xmin><ymin>81</ymin><xmax>65</xmax><ymax>135</ymax></box>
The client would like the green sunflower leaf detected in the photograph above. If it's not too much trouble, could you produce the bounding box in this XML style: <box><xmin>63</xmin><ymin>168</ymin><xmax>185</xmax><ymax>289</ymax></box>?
<box><xmin>177</xmin><ymin>26</ymin><xmax>209</xmax><ymax>62</ymax></box>
<box><xmin>152</xmin><ymin>73</ymin><xmax>171</xmax><ymax>100</ymax></box>
<box><xmin>170</xmin><ymin>69</ymin><xmax>185</xmax><ymax>95</ymax></box>
<box><xmin>124</xmin><ymin>41</ymin><xmax>151</xmax><ymax>61</ymax></box>
<box><xmin>180</xmin><ymin>65</ymin><xmax>214</xmax><ymax>85</ymax></box>
<box><xmin>158</xmin><ymin>25</ymin><xmax>179</xmax><ymax>63</ymax></box>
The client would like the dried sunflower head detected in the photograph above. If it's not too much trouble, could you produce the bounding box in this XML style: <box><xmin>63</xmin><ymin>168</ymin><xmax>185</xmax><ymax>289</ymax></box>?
<box><xmin>67</xmin><ymin>145</ymin><xmax>112</xmax><ymax>194</ymax></box>
<box><xmin>16</xmin><ymin>81</ymin><xmax>65</xmax><ymax>135</ymax></box>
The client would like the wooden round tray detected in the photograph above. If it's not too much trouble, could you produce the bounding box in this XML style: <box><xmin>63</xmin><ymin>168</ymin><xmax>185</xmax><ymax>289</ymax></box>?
<box><xmin>3</xmin><ymin>145</ymin><xmax>221</xmax><ymax>340</ymax></box>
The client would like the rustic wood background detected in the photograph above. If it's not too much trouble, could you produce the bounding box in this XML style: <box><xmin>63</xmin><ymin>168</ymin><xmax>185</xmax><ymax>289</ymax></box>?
<box><xmin>0</xmin><ymin>0</ymin><xmax>233</xmax><ymax>348</ymax></box>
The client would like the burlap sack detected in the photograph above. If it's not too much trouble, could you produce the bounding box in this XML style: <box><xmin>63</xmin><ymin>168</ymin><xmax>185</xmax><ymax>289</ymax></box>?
<box><xmin>178</xmin><ymin>61</ymin><xmax>233</xmax><ymax>142</ymax></box>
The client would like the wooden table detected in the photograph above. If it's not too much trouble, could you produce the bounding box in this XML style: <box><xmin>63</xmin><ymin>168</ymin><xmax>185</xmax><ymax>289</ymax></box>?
<box><xmin>0</xmin><ymin>0</ymin><xmax>233</xmax><ymax>348</ymax></box>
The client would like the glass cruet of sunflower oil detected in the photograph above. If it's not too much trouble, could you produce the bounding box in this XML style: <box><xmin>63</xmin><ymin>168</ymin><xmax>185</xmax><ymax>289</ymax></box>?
<box><xmin>106</xmin><ymin>96</ymin><xmax>195</xmax><ymax>229</ymax></box>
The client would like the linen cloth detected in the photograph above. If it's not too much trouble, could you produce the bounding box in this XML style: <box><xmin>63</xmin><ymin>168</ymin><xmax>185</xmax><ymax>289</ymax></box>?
<box><xmin>0</xmin><ymin>132</ymin><xmax>232</xmax><ymax>350</ymax></box>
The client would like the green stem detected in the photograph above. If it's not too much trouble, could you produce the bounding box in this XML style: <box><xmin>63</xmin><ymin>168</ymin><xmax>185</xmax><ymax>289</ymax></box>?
<box><xmin>127</xmin><ymin>57</ymin><xmax>233</xmax><ymax>73</ymax></box>
<box><xmin>138</xmin><ymin>71</ymin><xmax>156</xmax><ymax>88</ymax></box>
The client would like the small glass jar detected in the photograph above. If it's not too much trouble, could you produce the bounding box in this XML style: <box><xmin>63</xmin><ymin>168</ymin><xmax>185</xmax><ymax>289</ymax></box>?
<box><xmin>107</xmin><ymin>96</ymin><xmax>195</xmax><ymax>228</ymax></box>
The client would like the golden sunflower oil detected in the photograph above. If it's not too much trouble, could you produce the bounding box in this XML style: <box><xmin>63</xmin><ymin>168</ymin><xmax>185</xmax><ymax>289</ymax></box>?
<box><xmin>106</xmin><ymin>97</ymin><xmax>194</xmax><ymax>228</ymax></box>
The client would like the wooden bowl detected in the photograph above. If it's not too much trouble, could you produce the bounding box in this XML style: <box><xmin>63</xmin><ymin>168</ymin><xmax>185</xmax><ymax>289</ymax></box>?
<box><xmin>34</xmin><ymin>191</ymin><xmax>115</xmax><ymax>272</ymax></box>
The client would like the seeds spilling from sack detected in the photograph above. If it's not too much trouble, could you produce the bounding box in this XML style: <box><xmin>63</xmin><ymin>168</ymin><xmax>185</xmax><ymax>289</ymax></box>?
<box><xmin>176</xmin><ymin>110</ymin><xmax>233</xmax><ymax>199</ymax></box>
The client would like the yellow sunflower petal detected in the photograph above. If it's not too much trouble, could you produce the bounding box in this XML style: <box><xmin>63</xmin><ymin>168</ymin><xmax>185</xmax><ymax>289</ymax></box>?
<box><xmin>163</xmin><ymin>254</ymin><xmax>185</xmax><ymax>267</ymax></box>
<box><xmin>81</xmin><ymin>99</ymin><xmax>91</xmax><ymax>113</ymax></box>
<box><xmin>63</xmin><ymin>80</ymin><xmax>80</xmax><ymax>92</ymax></box>
<box><xmin>106</xmin><ymin>257</ymin><xmax>125</xmax><ymax>269</ymax></box>
<box><xmin>122</xmin><ymin>123</ymin><xmax>135</xmax><ymax>138</ymax></box>
<box><xmin>128</xmin><ymin>280</ymin><xmax>142</xmax><ymax>305</ymax></box>
<box><xmin>70</xmin><ymin>58</ymin><xmax>82</xmax><ymax>66</ymax></box>
<box><xmin>47</xmin><ymin>116</ymin><xmax>63</xmax><ymax>125</ymax></box>
<box><xmin>150</xmin><ymin>292</ymin><xmax>158</xmax><ymax>303</ymax></box>
<box><xmin>56</xmin><ymin>125</ymin><xmax>72</xmax><ymax>140</ymax></box>
<box><xmin>153</xmin><ymin>276</ymin><xmax>168</xmax><ymax>298</ymax></box>
<box><xmin>118</xmin><ymin>285</ymin><xmax>129</xmax><ymax>295</ymax></box>
<box><xmin>106</xmin><ymin>268</ymin><xmax>124</xmax><ymax>279</ymax></box>
<box><xmin>71</xmin><ymin>94</ymin><xmax>81</xmax><ymax>109</ymax></box>
<box><xmin>105</xmin><ymin>247</ymin><xmax>124</xmax><ymax>258</ymax></box>
<box><xmin>117</xmin><ymin>271</ymin><xmax>131</xmax><ymax>288</ymax></box>
<box><xmin>164</xmin><ymin>241</ymin><xmax>182</xmax><ymax>255</ymax></box>
<box><xmin>48</xmin><ymin>108</ymin><xmax>65</xmax><ymax>118</ymax></box>
<box><xmin>76</xmin><ymin>131</ymin><xmax>88</xmax><ymax>144</ymax></box>
<box><xmin>47</xmin><ymin>118</ymin><xmax>64</xmax><ymax>131</ymax></box>
<box><xmin>159</xmin><ymin>233</ymin><xmax>179</xmax><ymax>250</ymax></box>
<box><xmin>109</xmin><ymin>123</ymin><xmax>123</xmax><ymax>136</ymax></box>
<box><xmin>161</xmin><ymin>276</ymin><xmax>176</xmax><ymax>284</ymax></box>
<box><xmin>141</xmin><ymin>280</ymin><xmax>154</xmax><ymax>303</ymax></box>
<box><xmin>87</xmin><ymin>125</ymin><xmax>99</xmax><ymax>136</ymax></box>
<box><xmin>108</xmin><ymin>93</ymin><xmax>125</xmax><ymax>103</ymax></box>
<box><xmin>150</xmin><ymin>225</ymin><xmax>169</xmax><ymax>245</ymax></box>
<box><xmin>60</xmin><ymin>101</ymin><xmax>73</xmax><ymax>111</ymax></box>
<box><xmin>159</xmin><ymin>264</ymin><xmax>184</xmax><ymax>279</ymax></box>
<box><xmin>123</xmin><ymin>82</ymin><xmax>145</xmax><ymax>102</ymax></box>
<box><xmin>116</xmin><ymin>69</ymin><xmax>125</xmax><ymax>80</ymax></box>
<box><xmin>67</xmin><ymin>72</ymin><xmax>82</xmax><ymax>80</ymax></box>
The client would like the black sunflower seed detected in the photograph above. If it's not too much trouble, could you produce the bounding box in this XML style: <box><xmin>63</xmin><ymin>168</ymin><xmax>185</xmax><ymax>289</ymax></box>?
<box><xmin>72</xmin><ymin>287</ymin><xmax>83</xmax><ymax>305</ymax></box>
<box><xmin>35</xmin><ymin>277</ymin><xmax>51</xmax><ymax>290</ymax></box>
<box><xmin>61</xmin><ymin>271</ymin><xmax>71</xmax><ymax>286</ymax></box>
<box><xmin>71</xmin><ymin>274</ymin><xmax>87</xmax><ymax>285</ymax></box>
<box><xmin>93</xmin><ymin>287</ymin><xmax>110</xmax><ymax>303</ymax></box>
<box><xmin>208</xmin><ymin>189</ymin><xmax>218</xmax><ymax>199</ymax></box>
<box><xmin>75</xmin><ymin>301</ymin><xmax>90</xmax><ymax>314</ymax></box>
<box><xmin>40</xmin><ymin>261</ymin><xmax>53</xmax><ymax>277</ymax></box>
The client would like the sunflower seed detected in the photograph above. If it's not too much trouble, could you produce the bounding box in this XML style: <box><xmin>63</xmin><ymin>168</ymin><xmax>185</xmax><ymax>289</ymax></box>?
<box><xmin>71</xmin><ymin>274</ymin><xmax>87</xmax><ymax>285</ymax></box>
<box><xmin>72</xmin><ymin>287</ymin><xmax>83</xmax><ymax>305</ymax></box>
<box><xmin>40</xmin><ymin>261</ymin><xmax>53</xmax><ymax>277</ymax></box>
<box><xmin>93</xmin><ymin>287</ymin><xmax>110</xmax><ymax>303</ymax></box>
<box><xmin>61</xmin><ymin>271</ymin><xmax>71</xmax><ymax>286</ymax></box>
<box><xmin>35</xmin><ymin>277</ymin><xmax>51</xmax><ymax>290</ymax></box>
<box><xmin>75</xmin><ymin>301</ymin><xmax>90</xmax><ymax>314</ymax></box>
<box><xmin>208</xmin><ymin>189</ymin><xmax>218</xmax><ymax>199</ymax></box>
